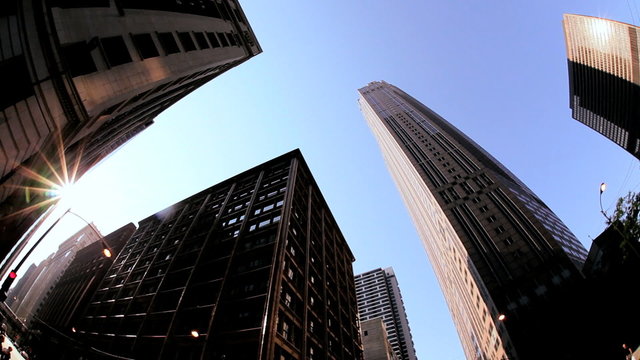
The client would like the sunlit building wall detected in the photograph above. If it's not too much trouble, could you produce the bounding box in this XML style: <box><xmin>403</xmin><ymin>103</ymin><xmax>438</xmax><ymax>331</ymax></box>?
<box><xmin>0</xmin><ymin>0</ymin><xmax>262</xmax><ymax>263</ymax></box>
<box><xmin>563</xmin><ymin>14</ymin><xmax>640</xmax><ymax>159</ymax></box>
<box><xmin>75</xmin><ymin>150</ymin><xmax>362</xmax><ymax>359</ymax></box>
<box><xmin>358</xmin><ymin>81</ymin><xmax>587</xmax><ymax>360</ymax></box>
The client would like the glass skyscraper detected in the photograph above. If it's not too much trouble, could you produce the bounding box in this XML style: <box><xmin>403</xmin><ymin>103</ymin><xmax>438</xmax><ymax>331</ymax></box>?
<box><xmin>563</xmin><ymin>14</ymin><xmax>640</xmax><ymax>159</ymax></box>
<box><xmin>358</xmin><ymin>81</ymin><xmax>587</xmax><ymax>360</ymax></box>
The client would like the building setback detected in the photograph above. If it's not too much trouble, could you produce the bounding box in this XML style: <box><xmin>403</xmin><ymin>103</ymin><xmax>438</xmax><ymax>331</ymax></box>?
<box><xmin>355</xmin><ymin>268</ymin><xmax>416</xmax><ymax>360</ymax></box>
<box><xmin>35</xmin><ymin>223</ymin><xmax>136</xmax><ymax>331</ymax></box>
<box><xmin>358</xmin><ymin>81</ymin><xmax>588</xmax><ymax>359</ymax></box>
<box><xmin>75</xmin><ymin>150</ymin><xmax>362</xmax><ymax>360</ymax></box>
<box><xmin>563</xmin><ymin>14</ymin><xmax>640</xmax><ymax>159</ymax></box>
<box><xmin>0</xmin><ymin>0</ymin><xmax>262</xmax><ymax>265</ymax></box>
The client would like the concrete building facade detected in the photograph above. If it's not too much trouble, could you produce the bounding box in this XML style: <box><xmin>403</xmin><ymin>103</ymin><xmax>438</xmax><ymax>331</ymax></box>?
<box><xmin>0</xmin><ymin>0</ymin><xmax>261</xmax><ymax>264</ymax></box>
<box><xmin>358</xmin><ymin>81</ymin><xmax>588</xmax><ymax>359</ymax></box>
<box><xmin>355</xmin><ymin>268</ymin><xmax>416</xmax><ymax>360</ymax></box>
<box><xmin>75</xmin><ymin>150</ymin><xmax>362</xmax><ymax>359</ymax></box>
<box><xmin>360</xmin><ymin>318</ymin><xmax>398</xmax><ymax>360</ymax></box>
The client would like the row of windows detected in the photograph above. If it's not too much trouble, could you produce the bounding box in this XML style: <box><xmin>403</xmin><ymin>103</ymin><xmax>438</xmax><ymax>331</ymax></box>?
<box><xmin>51</xmin><ymin>0</ymin><xmax>246</xmax><ymax>25</ymax></box>
<box><xmin>61</xmin><ymin>30</ymin><xmax>240</xmax><ymax>77</ymax></box>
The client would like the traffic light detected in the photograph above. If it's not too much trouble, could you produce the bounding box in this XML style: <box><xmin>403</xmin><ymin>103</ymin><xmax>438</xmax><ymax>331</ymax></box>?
<box><xmin>0</xmin><ymin>270</ymin><xmax>17</xmax><ymax>302</ymax></box>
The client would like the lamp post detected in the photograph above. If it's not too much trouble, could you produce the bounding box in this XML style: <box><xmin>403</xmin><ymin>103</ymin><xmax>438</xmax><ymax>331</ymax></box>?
<box><xmin>0</xmin><ymin>208</ymin><xmax>112</xmax><ymax>302</ymax></box>
<box><xmin>599</xmin><ymin>182</ymin><xmax>609</xmax><ymax>220</ymax></box>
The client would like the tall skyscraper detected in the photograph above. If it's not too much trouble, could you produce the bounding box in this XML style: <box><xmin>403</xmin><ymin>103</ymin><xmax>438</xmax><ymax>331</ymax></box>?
<box><xmin>358</xmin><ymin>81</ymin><xmax>588</xmax><ymax>359</ymax></box>
<box><xmin>0</xmin><ymin>0</ymin><xmax>261</xmax><ymax>263</ymax></box>
<box><xmin>355</xmin><ymin>267</ymin><xmax>417</xmax><ymax>360</ymax></box>
<box><xmin>563</xmin><ymin>14</ymin><xmax>640</xmax><ymax>159</ymax></box>
<box><xmin>74</xmin><ymin>150</ymin><xmax>362</xmax><ymax>360</ymax></box>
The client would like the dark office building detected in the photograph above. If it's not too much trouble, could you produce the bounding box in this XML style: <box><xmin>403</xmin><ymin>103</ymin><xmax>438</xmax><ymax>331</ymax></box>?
<box><xmin>0</xmin><ymin>0</ymin><xmax>262</xmax><ymax>265</ymax></box>
<box><xmin>35</xmin><ymin>223</ymin><xmax>136</xmax><ymax>331</ymax></box>
<box><xmin>75</xmin><ymin>150</ymin><xmax>362</xmax><ymax>360</ymax></box>
<box><xmin>359</xmin><ymin>81</ymin><xmax>588</xmax><ymax>359</ymax></box>
<box><xmin>563</xmin><ymin>14</ymin><xmax>640</xmax><ymax>159</ymax></box>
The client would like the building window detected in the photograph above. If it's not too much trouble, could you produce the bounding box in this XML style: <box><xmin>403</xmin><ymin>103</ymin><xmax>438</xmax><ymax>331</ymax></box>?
<box><xmin>100</xmin><ymin>36</ymin><xmax>132</xmax><ymax>67</ymax></box>
<box><xmin>495</xmin><ymin>225</ymin><xmax>505</xmax><ymax>235</ymax></box>
<box><xmin>217</xmin><ymin>32</ymin><xmax>229</xmax><ymax>47</ymax></box>
<box><xmin>281</xmin><ymin>321</ymin><xmax>289</xmax><ymax>340</ymax></box>
<box><xmin>177</xmin><ymin>32</ymin><xmax>196</xmax><ymax>52</ymax></box>
<box><xmin>479</xmin><ymin>205</ymin><xmax>489</xmax><ymax>213</ymax></box>
<box><xmin>157</xmin><ymin>32</ymin><xmax>180</xmax><ymax>55</ymax></box>
<box><xmin>225</xmin><ymin>32</ymin><xmax>237</xmax><ymax>46</ymax></box>
<box><xmin>131</xmin><ymin>33</ymin><xmax>159</xmax><ymax>59</ymax></box>
<box><xmin>61</xmin><ymin>41</ymin><xmax>97</xmax><ymax>76</ymax></box>
<box><xmin>206</xmin><ymin>32</ymin><xmax>221</xmax><ymax>48</ymax></box>
<box><xmin>487</xmin><ymin>215</ymin><xmax>497</xmax><ymax>223</ymax></box>
<box><xmin>193</xmin><ymin>32</ymin><xmax>209</xmax><ymax>49</ymax></box>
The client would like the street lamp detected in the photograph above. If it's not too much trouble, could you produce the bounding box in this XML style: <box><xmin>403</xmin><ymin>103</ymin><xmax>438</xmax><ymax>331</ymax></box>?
<box><xmin>599</xmin><ymin>182</ymin><xmax>611</xmax><ymax>221</ymax></box>
<box><xmin>66</xmin><ymin>210</ymin><xmax>114</xmax><ymax>260</ymax></box>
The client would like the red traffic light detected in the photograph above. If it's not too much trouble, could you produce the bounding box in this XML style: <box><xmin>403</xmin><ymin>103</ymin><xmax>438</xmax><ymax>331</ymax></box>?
<box><xmin>9</xmin><ymin>271</ymin><xmax>17</xmax><ymax>279</ymax></box>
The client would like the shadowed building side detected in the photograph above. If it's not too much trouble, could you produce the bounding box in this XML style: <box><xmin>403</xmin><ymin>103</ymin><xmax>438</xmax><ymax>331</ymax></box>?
<box><xmin>34</xmin><ymin>223</ymin><xmax>136</xmax><ymax>331</ymax></box>
<box><xmin>71</xmin><ymin>150</ymin><xmax>362</xmax><ymax>360</ymax></box>
<box><xmin>0</xmin><ymin>0</ymin><xmax>262</xmax><ymax>265</ymax></box>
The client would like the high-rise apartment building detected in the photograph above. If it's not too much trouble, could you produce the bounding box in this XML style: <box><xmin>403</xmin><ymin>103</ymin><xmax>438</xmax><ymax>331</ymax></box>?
<box><xmin>0</xmin><ymin>0</ymin><xmax>261</xmax><ymax>263</ymax></box>
<box><xmin>355</xmin><ymin>267</ymin><xmax>416</xmax><ymax>360</ymax></box>
<box><xmin>563</xmin><ymin>14</ymin><xmax>640</xmax><ymax>159</ymax></box>
<box><xmin>35</xmin><ymin>223</ymin><xmax>136</xmax><ymax>331</ymax></box>
<box><xmin>74</xmin><ymin>150</ymin><xmax>362</xmax><ymax>360</ymax></box>
<box><xmin>358</xmin><ymin>81</ymin><xmax>588</xmax><ymax>359</ymax></box>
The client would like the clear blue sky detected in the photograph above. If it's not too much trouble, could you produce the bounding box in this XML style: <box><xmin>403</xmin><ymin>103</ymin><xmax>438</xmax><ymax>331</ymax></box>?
<box><xmin>20</xmin><ymin>1</ymin><xmax>640</xmax><ymax>359</ymax></box>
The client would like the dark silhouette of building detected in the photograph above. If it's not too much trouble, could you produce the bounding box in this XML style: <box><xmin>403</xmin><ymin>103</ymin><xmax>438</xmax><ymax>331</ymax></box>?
<box><xmin>34</xmin><ymin>223</ymin><xmax>136</xmax><ymax>331</ymax></box>
<box><xmin>579</xmin><ymin>222</ymin><xmax>640</xmax><ymax>357</ymax></box>
<box><xmin>359</xmin><ymin>81</ymin><xmax>589</xmax><ymax>359</ymax></box>
<box><xmin>0</xmin><ymin>0</ymin><xmax>262</xmax><ymax>266</ymax></box>
<box><xmin>73</xmin><ymin>150</ymin><xmax>362</xmax><ymax>359</ymax></box>
<box><xmin>563</xmin><ymin>14</ymin><xmax>640</xmax><ymax>159</ymax></box>
<box><xmin>355</xmin><ymin>268</ymin><xmax>416</xmax><ymax>360</ymax></box>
